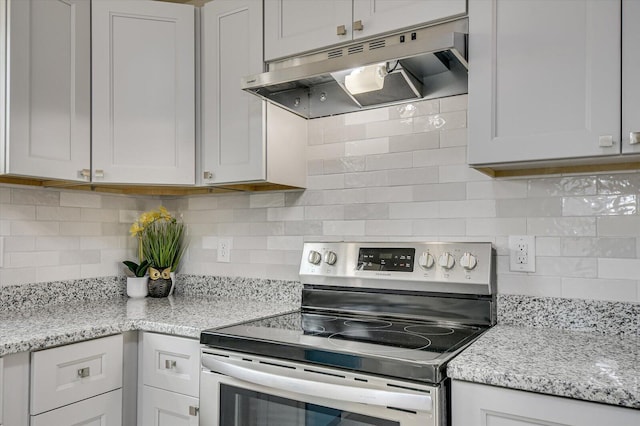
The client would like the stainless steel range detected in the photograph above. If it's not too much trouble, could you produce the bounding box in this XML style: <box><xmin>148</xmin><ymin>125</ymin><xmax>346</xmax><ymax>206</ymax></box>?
<box><xmin>200</xmin><ymin>242</ymin><xmax>496</xmax><ymax>426</ymax></box>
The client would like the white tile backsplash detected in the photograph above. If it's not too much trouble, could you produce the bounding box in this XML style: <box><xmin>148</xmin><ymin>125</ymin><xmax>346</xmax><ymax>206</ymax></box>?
<box><xmin>2</xmin><ymin>96</ymin><xmax>640</xmax><ymax>302</ymax></box>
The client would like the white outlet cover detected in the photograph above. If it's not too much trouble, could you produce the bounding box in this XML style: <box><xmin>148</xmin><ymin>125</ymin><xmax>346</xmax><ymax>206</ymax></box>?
<box><xmin>217</xmin><ymin>237</ymin><xmax>232</xmax><ymax>263</ymax></box>
<box><xmin>508</xmin><ymin>235</ymin><xmax>535</xmax><ymax>272</ymax></box>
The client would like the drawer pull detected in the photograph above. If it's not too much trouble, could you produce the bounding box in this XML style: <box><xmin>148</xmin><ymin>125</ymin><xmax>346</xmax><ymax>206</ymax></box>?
<box><xmin>165</xmin><ymin>360</ymin><xmax>177</xmax><ymax>370</ymax></box>
<box><xmin>77</xmin><ymin>367</ymin><xmax>90</xmax><ymax>378</ymax></box>
<box><xmin>630</xmin><ymin>131</ymin><xmax>640</xmax><ymax>145</ymax></box>
<box><xmin>189</xmin><ymin>406</ymin><xmax>199</xmax><ymax>416</ymax></box>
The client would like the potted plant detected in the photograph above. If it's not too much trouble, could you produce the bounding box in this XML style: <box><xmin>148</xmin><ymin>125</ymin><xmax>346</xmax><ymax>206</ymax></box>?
<box><xmin>122</xmin><ymin>260</ymin><xmax>150</xmax><ymax>298</ymax></box>
<box><xmin>126</xmin><ymin>206</ymin><xmax>186</xmax><ymax>298</ymax></box>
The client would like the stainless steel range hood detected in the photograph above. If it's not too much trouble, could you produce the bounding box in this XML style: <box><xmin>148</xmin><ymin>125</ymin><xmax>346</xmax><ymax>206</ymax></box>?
<box><xmin>242</xmin><ymin>18</ymin><xmax>468</xmax><ymax>119</ymax></box>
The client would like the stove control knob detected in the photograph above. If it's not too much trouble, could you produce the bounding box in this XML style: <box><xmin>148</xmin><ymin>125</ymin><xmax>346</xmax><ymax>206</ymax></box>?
<box><xmin>438</xmin><ymin>252</ymin><xmax>455</xmax><ymax>270</ymax></box>
<box><xmin>308</xmin><ymin>250</ymin><xmax>322</xmax><ymax>265</ymax></box>
<box><xmin>460</xmin><ymin>252</ymin><xmax>478</xmax><ymax>270</ymax></box>
<box><xmin>418</xmin><ymin>252</ymin><xmax>435</xmax><ymax>269</ymax></box>
<box><xmin>324</xmin><ymin>251</ymin><xmax>338</xmax><ymax>265</ymax></box>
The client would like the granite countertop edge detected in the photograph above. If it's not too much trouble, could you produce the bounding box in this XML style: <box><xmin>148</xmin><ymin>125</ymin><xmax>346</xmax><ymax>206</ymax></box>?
<box><xmin>447</xmin><ymin>325</ymin><xmax>640</xmax><ymax>410</ymax></box>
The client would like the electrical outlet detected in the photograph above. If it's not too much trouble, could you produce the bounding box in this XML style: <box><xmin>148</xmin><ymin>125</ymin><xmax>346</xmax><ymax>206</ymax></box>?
<box><xmin>509</xmin><ymin>235</ymin><xmax>535</xmax><ymax>272</ymax></box>
<box><xmin>217</xmin><ymin>237</ymin><xmax>232</xmax><ymax>263</ymax></box>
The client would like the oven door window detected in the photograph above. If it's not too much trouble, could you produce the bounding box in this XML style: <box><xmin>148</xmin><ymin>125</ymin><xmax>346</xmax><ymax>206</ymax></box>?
<box><xmin>220</xmin><ymin>384</ymin><xmax>399</xmax><ymax>426</ymax></box>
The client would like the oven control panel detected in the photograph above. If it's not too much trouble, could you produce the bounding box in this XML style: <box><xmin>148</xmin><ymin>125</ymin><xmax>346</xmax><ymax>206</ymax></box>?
<box><xmin>300</xmin><ymin>242</ymin><xmax>494</xmax><ymax>295</ymax></box>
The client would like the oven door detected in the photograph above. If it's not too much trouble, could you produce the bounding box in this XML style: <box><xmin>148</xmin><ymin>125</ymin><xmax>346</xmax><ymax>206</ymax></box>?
<box><xmin>200</xmin><ymin>351</ymin><xmax>440</xmax><ymax>426</ymax></box>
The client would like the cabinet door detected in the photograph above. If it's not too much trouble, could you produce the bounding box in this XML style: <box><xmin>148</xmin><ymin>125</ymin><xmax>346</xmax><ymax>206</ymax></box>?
<box><xmin>467</xmin><ymin>0</ymin><xmax>621</xmax><ymax>165</ymax></box>
<box><xmin>30</xmin><ymin>389</ymin><xmax>122</xmax><ymax>426</ymax></box>
<box><xmin>142</xmin><ymin>386</ymin><xmax>199</xmax><ymax>426</ymax></box>
<box><xmin>352</xmin><ymin>0</ymin><xmax>466</xmax><ymax>40</ymax></box>
<box><xmin>622</xmin><ymin>0</ymin><xmax>640</xmax><ymax>154</ymax></box>
<box><xmin>264</xmin><ymin>0</ymin><xmax>352</xmax><ymax>61</ymax></box>
<box><xmin>0</xmin><ymin>356</ymin><xmax>3</xmax><ymax>424</ymax></box>
<box><xmin>202</xmin><ymin>0</ymin><xmax>265</xmax><ymax>184</ymax></box>
<box><xmin>6</xmin><ymin>0</ymin><xmax>90</xmax><ymax>181</ymax></box>
<box><xmin>92</xmin><ymin>0</ymin><xmax>195</xmax><ymax>185</ymax></box>
<box><xmin>452</xmin><ymin>381</ymin><xmax>640</xmax><ymax>426</ymax></box>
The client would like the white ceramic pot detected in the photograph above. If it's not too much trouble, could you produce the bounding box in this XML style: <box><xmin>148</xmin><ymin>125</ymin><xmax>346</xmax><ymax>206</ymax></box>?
<box><xmin>126</xmin><ymin>276</ymin><xmax>149</xmax><ymax>298</ymax></box>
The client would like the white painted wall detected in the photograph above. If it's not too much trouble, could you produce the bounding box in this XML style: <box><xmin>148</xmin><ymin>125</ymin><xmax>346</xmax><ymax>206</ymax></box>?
<box><xmin>0</xmin><ymin>95</ymin><xmax>639</xmax><ymax>303</ymax></box>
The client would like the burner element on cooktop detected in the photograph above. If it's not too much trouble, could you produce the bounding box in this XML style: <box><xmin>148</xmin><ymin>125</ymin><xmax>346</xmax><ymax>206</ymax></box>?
<box><xmin>404</xmin><ymin>325</ymin><xmax>455</xmax><ymax>335</ymax></box>
<box><xmin>344</xmin><ymin>319</ymin><xmax>392</xmax><ymax>329</ymax></box>
<box><xmin>328</xmin><ymin>330</ymin><xmax>432</xmax><ymax>354</ymax></box>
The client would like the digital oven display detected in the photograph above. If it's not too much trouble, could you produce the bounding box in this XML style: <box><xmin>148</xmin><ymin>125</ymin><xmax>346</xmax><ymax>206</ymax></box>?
<box><xmin>357</xmin><ymin>248</ymin><xmax>415</xmax><ymax>272</ymax></box>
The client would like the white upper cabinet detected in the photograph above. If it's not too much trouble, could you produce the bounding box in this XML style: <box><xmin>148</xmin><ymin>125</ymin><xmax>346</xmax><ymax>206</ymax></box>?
<box><xmin>202</xmin><ymin>0</ymin><xmax>307</xmax><ymax>188</ymax></box>
<box><xmin>3</xmin><ymin>0</ymin><xmax>91</xmax><ymax>182</ymax></box>
<box><xmin>467</xmin><ymin>0</ymin><xmax>621</xmax><ymax>166</ymax></box>
<box><xmin>264</xmin><ymin>0</ymin><xmax>466</xmax><ymax>61</ymax></box>
<box><xmin>92</xmin><ymin>0</ymin><xmax>195</xmax><ymax>185</ymax></box>
<box><xmin>622</xmin><ymin>0</ymin><xmax>640</xmax><ymax>154</ymax></box>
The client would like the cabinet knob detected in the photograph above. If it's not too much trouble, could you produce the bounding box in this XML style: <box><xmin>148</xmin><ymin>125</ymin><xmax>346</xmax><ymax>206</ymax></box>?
<box><xmin>78</xmin><ymin>169</ymin><xmax>91</xmax><ymax>180</ymax></box>
<box><xmin>77</xmin><ymin>367</ymin><xmax>90</xmax><ymax>378</ymax></box>
<box><xmin>189</xmin><ymin>406</ymin><xmax>199</xmax><ymax>416</ymax></box>
<box><xmin>336</xmin><ymin>24</ymin><xmax>347</xmax><ymax>36</ymax></box>
<box><xmin>203</xmin><ymin>171</ymin><xmax>213</xmax><ymax>180</ymax></box>
<box><xmin>630</xmin><ymin>132</ymin><xmax>640</xmax><ymax>145</ymax></box>
<box><xmin>165</xmin><ymin>359</ymin><xmax>177</xmax><ymax>369</ymax></box>
<box><xmin>94</xmin><ymin>169</ymin><xmax>104</xmax><ymax>179</ymax></box>
<box><xmin>353</xmin><ymin>20</ymin><xmax>363</xmax><ymax>31</ymax></box>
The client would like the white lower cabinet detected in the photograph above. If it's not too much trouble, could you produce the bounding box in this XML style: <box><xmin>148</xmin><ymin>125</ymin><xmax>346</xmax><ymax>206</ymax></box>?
<box><xmin>31</xmin><ymin>389</ymin><xmax>122</xmax><ymax>426</ymax></box>
<box><xmin>452</xmin><ymin>380</ymin><xmax>640</xmax><ymax>426</ymax></box>
<box><xmin>142</xmin><ymin>386</ymin><xmax>199</xmax><ymax>426</ymax></box>
<box><xmin>0</xmin><ymin>356</ymin><xmax>3</xmax><ymax>425</ymax></box>
<box><xmin>140</xmin><ymin>332</ymin><xmax>200</xmax><ymax>425</ymax></box>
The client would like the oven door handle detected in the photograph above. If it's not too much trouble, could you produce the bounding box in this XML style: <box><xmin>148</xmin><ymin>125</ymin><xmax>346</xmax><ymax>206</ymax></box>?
<box><xmin>201</xmin><ymin>354</ymin><xmax>432</xmax><ymax>412</ymax></box>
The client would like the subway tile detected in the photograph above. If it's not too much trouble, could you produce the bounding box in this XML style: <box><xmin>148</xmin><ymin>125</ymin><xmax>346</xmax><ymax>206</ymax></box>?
<box><xmin>249</xmin><ymin>222</ymin><xmax>285</xmax><ymax>236</ymax></box>
<box><xmin>11</xmin><ymin>221</ymin><xmax>59</xmax><ymax>236</ymax></box>
<box><xmin>201</xmin><ymin>236</ymin><xmax>218</xmax><ymax>249</ymax></box>
<box><xmin>561</xmin><ymin>278</ymin><xmax>638</xmax><ymax>302</ymax></box>
<box><xmin>0</xmin><ymin>268</ymin><xmax>37</xmax><ymax>286</ymax></box>
<box><xmin>365</xmin><ymin>118</ymin><xmax>414</xmax><ymax>139</ymax></box>
<box><xmin>186</xmin><ymin>223</ymin><xmax>218</xmax><ymax>237</ymax></box>
<box><xmin>304</xmin><ymin>205</ymin><xmax>345</xmax><ymax>220</ymax></box>
<box><xmin>37</xmin><ymin>236</ymin><xmax>81</xmax><ymax>250</ymax></box>
<box><xmin>561</xmin><ymin>237</ymin><xmax>636</xmax><ymax>258</ymax></box>
<box><xmin>439</xmin><ymin>164</ymin><xmax>492</xmax><ymax>183</ymax></box>
<box><xmin>440</xmin><ymin>94</ymin><xmax>468</xmax><ymax>112</ymax></box>
<box><xmin>285</xmin><ymin>190</ymin><xmax>325</xmax><ymax>207</ymax></box>
<box><xmin>323</xmin><ymin>157</ymin><xmax>366</xmax><ymax>174</ymax></box>
<box><xmin>249</xmin><ymin>250</ymin><xmax>286</xmax><ymax>265</ymax></box>
<box><xmin>188</xmin><ymin>196</ymin><xmax>219</xmax><ymax>210</ymax></box>
<box><xmin>536</xmin><ymin>256</ymin><xmax>598</xmax><ymax>278</ymax></box>
<box><xmin>440</xmin><ymin>200</ymin><xmax>496</xmax><ymax>218</ymax></box>
<box><xmin>307</xmin><ymin>159</ymin><xmax>324</xmax><ymax>176</ymax></box>
<box><xmin>388</xmin><ymin>167</ymin><xmax>439</xmax><ymax>186</ymax></box>
<box><xmin>597</xmin><ymin>216</ymin><xmax>640</xmax><ymax>236</ymax></box>
<box><xmin>249</xmin><ymin>193</ymin><xmax>285</xmax><ymax>208</ymax></box>
<box><xmin>218</xmin><ymin>222</ymin><xmax>257</xmax><ymax>236</ymax></box>
<box><xmin>527</xmin><ymin>217</ymin><xmax>596</xmax><ymax>236</ymax></box>
<box><xmin>597</xmin><ymin>173</ymin><xmax>640</xmax><ymax>195</ymax></box>
<box><xmin>0</xmin><ymin>204</ymin><xmax>36</xmax><ymax>220</ymax></box>
<box><xmin>365</xmin><ymin>152</ymin><xmax>413</xmax><ymax>171</ymax></box>
<box><xmin>101</xmin><ymin>222</ymin><xmax>131</xmax><ymax>236</ymax></box>
<box><xmin>365</xmin><ymin>220</ymin><xmax>414</xmax><ymax>236</ymax></box>
<box><xmin>497</xmin><ymin>275</ymin><xmax>563</xmax><ymax>298</ymax></box>
<box><xmin>467</xmin><ymin>180</ymin><xmax>528</xmax><ymax>200</ymax></box>
<box><xmin>267</xmin><ymin>207</ymin><xmax>304</xmax><ymax>222</ymax></box>
<box><xmin>119</xmin><ymin>210</ymin><xmax>140</xmax><ymax>224</ymax></box>
<box><xmin>79</xmin><ymin>208</ymin><xmax>118</xmax><ymax>223</ymax></box>
<box><xmin>0</xmin><ymin>187</ymin><xmax>10</xmax><ymax>203</ymax></box>
<box><xmin>217</xmin><ymin>194</ymin><xmax>251</xmax><ymax>209</ymax></box>
<box><xmin>562</xmin><ymin>195</ymin><xmax>637</xmax><ymax>216</ymax></box>
<box><xmin>344</xmin><ymin>108</ymin><xmax>389</xmax><ymax>125</ymax></box>
<box><xmin>413</xmin><ymin>111</ymin><xmax>466</xmax><ymax>133</ymax></box>
<box><xmin>412</xmin><ymin>219</ymin><xmax>466</xmax><ymax>236</ymax></box>
<box><xmin>322</xmin><ymin>220</ymin><xmax>365</xmax><ymax>236</ymax></box>
<box><xmin>8</xmin><ymin>251</ymin><xmax>59</xmax><ymax>268</ymax></box>
<box><xmin>389</xmin><ymin>132</ymin><xmax>439</xmax><ymax>152</ymax></box>
<box><xmin>344</xmin><ymin>171</ymin><xmax>388</xmax><ymax>188</ymax></box>
<box><xmin>59</xmin><ymin>250</ymin><xmax>101</xmax><ymax>265</ymax></box>
<box><xmin>307</xmin><ymin>118</ymin><xmax>325</xmax><ymax>145</ymax></box>
<box><xmin>36</xmin><ymin>206</ymin><xmax>80</xmax><ymax>222</ymax></box>
<box><xmin>466</xmin><ymin>218</ymin><xmax>526</xmax><ymax>236</ymax></box>
<box><xmin>413</xmin><ymin>146</ymin><xmax>466</xmax><ymax>167</ymax></box>
<box><xmin>413</xmin><ymin>183</ymin><xmax>466</xmax><ymax>201</ymax></box>
<box><xmin>323</xmin><ymin>123</ymin><xmax>366</xmax><ymax>144</ymax></box>
<box><xmin>232</xmin><ymin>208</ymin><xmax>267</xmax><ymax>223</ymax></box>
<box><xmin>284</xmin><ymin>220</ymin><xmax>324</xmax><ymax>236</ymax></box>
<box><xmin>389</xmin><ymin>100</ymin><xmax>439</xmax><ymax>119</ymax></box>
<box><xmin>440</xmin><ymin>128</ymin><xmax>467</xmax><ymax>148</ymax></box>
<box><xmin>35</xmin><ymin>265</ymin><xmax>81</xmax><ymax>282</ymax></box>
<box><xmin>267</xmin><ymin>236</ymin><xmax>304</xmax><ymax>250</ymax></box>
<box><xmin>60</xmin><ymin>191</ymin><xmax>101</xmax><ymax>208</ymax></box>
<box><xmin>324</xmin><ymin>188</ymin><xmax>367</xmax><ymax>205</ymax></box>
<box><xmin>11</xmin><ymin>188</ymin><xmax>59</xmax><ymax>205</ymax></box>
<box><xmin>230</xmin><ymin>236</ymin><xmax>268</xmax><ymax>250</ymax></box>
<box><xmin>80</xmin><ymin>263</ymin><xmax>120</xmax><ymax>279</ymax></box>
<box><xmin>496</xmin><ymin>198</ymin><xmax>562</xmax><ymax>217</ymax></box>
<box><xmin>3</xmin><ymin>236</ymin><xmax>36</xmax><ymax>252</ymax></box>
<box><xmin>365</xmin><ymin>186</ymin><xmax>413</xmax><ymax>203</ymax></box>
<box><xmin>528</xmin><ymin>176</ymin><xmax>597</xmax><ymax>197</ymax></box>
<box><xmin>389</xmin><ymin>202</ymin><xmax>439</xmax><ymax>219</ymax></box>
<box><xmin>344</xmin><ymin>204</ymin><xmax>389</xmax><ymax>220</ymax></box>
<box><xmin>345</xmin><ymin>137</ymin><xmax>389</xmax><ymax>157</ymax></box>
<box><xmin>79</xmin><ymin>236</ymin><xmax>121</xmax><ymax>250</ymax></box>
<box><xmin>535</xmin><ymin>237</ymin><xmax>562</xmax><ymax>256</ymax></box>
<box><xmin>307</xmin><ymin>142</ymin><xmax>344</xmax><ymax>160</ymax></box>
<box><xmin>598</xmin><ymin>258</ymin><xmax>640</xmax><ymax>280</ymax></box>
<box><xmin>99</xmin><ymin>194</ymin><xmax>146</xmax><ymax>210</ymax></box>
<box><xmin>182</xmin><ymin>209</ymin><xmax>233</xmax><ymax>224</ymax></box>
<box><xmin>307</xmin><ymin>174</ymin><xmax>345</xmax><ymax>190</ymax></box>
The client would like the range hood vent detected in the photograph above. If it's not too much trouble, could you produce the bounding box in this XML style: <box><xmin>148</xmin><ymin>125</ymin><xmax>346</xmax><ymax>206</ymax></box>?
<box><xmin>241</xmin><ymin>18</ymin><xmax>468</xmax><ymax>119</ymax></box>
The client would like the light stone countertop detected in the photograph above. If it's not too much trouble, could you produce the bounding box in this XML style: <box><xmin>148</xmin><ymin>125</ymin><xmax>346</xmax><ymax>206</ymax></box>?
<box><xmin>0</xmin><ymin>295</ymin><xmax>299</xmax><ymax>356</ymax></box>
<box><xmin>447</xmin><ymin>325</ymin><xmax>640</xmax><ymax>409</ymax></box>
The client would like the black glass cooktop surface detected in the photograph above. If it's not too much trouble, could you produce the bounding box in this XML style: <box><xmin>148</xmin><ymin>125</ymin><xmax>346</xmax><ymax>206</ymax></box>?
<box><xmin>201</xmin><ymin>311</ymin><xmax>487</xmax><ymax>383</ymax></box>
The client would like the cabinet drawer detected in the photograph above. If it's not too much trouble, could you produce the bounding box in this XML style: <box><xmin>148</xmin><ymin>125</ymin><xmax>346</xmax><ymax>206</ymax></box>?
<box><xmin>30</xmin><ymin>334</ymin><xmax>123</xmax><ymax>415</ymax></box>
<box><xmin>142</xmin><ymin>333</ymin><xmax>200</xmax><ymax>397</ymax></box>
<box><xmin>142</xmin><ymin>385</ymin><xmax>199</xmax><ymax>426</ymax></box>
<box><xmin>31</xmin><ymin>388</ymin><xmax>122</xmax><ymax>426</ymax></box>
